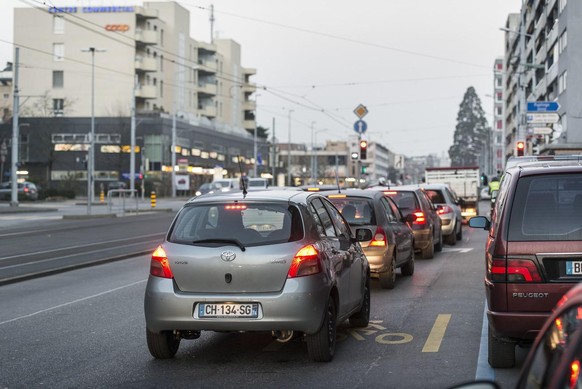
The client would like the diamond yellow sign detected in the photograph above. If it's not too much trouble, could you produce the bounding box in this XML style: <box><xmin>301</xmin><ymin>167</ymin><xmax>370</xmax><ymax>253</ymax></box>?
<box><xmin>353</xmin><ymin>104</ymin><xmax>368</xmax><ymax>119</ymax></box>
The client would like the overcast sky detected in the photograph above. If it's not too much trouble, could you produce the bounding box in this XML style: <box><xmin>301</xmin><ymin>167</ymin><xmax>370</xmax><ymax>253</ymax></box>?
<box><xmin>0</xmin><ymin>0</ymin><xmax>522</xmax><ymax>158</ymax></box>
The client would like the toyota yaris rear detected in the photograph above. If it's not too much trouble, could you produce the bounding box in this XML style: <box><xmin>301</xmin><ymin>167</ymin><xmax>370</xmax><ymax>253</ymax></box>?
<box><xmin>144</xmin><ymin>190</ymin><xmax>371</xmax><ymax>362</ymax></box>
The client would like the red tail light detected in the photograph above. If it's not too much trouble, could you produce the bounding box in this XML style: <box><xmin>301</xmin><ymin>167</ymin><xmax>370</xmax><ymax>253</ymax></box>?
<box><xmin>24</xmin><ymin>187</ymin><xmax>29</xmax><ymax>193</ymax></box>
<box><xmin>150</xmin><ymin>246</ymin><xmax>173</xmax><ymax>278</ymax></box>
<box><xmin>437</xmin><ymin>205</ymin><xmax>453</xmax><ymax>215</ymax></box>
<box><xmin>288</xmin><ymin>245</ymin><xmax>321</xmax><ymax>278</ymax></box>
<box><xmin>369</xmin><ymin>226</ymin><xmax>387</xmax><ymax>247</ymax></box>
<box><xmin>490</xmin><ymin>259</ymin><xmax>542</xmax><ymax>282</ymax></box>
<box><xmin>413</xmin><ymin>211</ymin><xmax>426</xmax><ymax>225</ymax></box>
<box><xmin>571</xmin><ymin>360</ymin><xmax>580</xmax><ymax>389</ymax></box>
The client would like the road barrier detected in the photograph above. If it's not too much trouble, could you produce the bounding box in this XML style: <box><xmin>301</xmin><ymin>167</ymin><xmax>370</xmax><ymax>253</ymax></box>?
<box><xmin>150</xmin><ymin>191</ymin><xmax>156</xmax><ymax>208</ymax></box>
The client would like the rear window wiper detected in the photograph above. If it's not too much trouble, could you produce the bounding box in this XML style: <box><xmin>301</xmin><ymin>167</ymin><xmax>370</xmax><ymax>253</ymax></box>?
<box><xmin>192</xmin><ymin>238</ymin><xmax>246</xmax><ymax>251</ymax></box>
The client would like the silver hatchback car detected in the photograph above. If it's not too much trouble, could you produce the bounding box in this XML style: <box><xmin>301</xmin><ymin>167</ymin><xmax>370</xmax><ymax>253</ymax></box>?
<box><xmin>144</xmin><ymin>189</ymin><xmax>372</xmax><ymax>362</ymax></box>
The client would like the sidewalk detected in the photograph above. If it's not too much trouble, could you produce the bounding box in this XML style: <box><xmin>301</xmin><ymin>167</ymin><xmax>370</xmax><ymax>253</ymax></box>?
<box><xmin>0</xmin><ymin>196</ymin><xmax>188</xmax><ymax>217</ymax></box>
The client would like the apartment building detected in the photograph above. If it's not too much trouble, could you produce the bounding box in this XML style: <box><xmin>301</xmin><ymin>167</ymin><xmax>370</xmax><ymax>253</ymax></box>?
<box><xmin>491</xmin><ymin>58</ymin><xmax>505</xmax><ymax>174</ymax></box>
<box><xmin>1</xmin><ymin>2</ymin><xmax>263</xmax><ymax>193</ymax></box>
<box><xmin>503</xmin><ymin>0</ymin><xmax>581</xmax><ymax>157</ymax></box>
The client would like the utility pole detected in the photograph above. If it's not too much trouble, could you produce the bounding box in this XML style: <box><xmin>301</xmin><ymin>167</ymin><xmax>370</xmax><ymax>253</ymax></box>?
<box><xmin>130</xmin><ymin>75</ymin><xmax>137</xmax><ymax>195</ymax></box>
<box><xmin>171</xmin><ymin>113</ymin><xmax>176</xmax><ymax>197</ymax></box>
<box><xmin>287</xmin><ymin>109</ymin><xmax>293</xmax><ymax>186</ymax></box>
<box><xmin>517</xmin><ymin>2</ymin><xmax>527</xmax><ymax>152</ymax></box>
<box><xmin>209</xmin><ymin>4</ymin><xmax>215</xmax><ymax>44</ymax></box>
<box><xmin>271</xmin><ymin>117</ymin><xmax>276</xmax><ymax>183</ymax></box>
<box><xmin>10</xmin><ymin>48</ymin><xmax>19</xmax><ymax>207</ymax></box>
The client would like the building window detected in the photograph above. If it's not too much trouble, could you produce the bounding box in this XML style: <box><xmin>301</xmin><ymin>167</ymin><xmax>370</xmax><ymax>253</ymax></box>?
<box><xmin>53</xmin><ymin>98</ymin><xmax>64</xmax><ymax>116</ymax></box>
<box><xmin>53</xmin><ymin>15</ymin><xmax>64</xmax><ymax>34</ymax></box>
<box><xmin>559</xmin><ymin>30</ymin><xmax>567</xmax><ymax>54</ymax></box>
<box><xmin>52</xmin><ymin>70</ymin><xmax>64</xmax><ymax>88</ymax></box>
<box><xmin>559</xmin><ymin>71</ymin><xmax>567</xmax><ymax>94</ymax></box>
<box><xmin>497</xmin><ymin>120</ymin><xmax>503</xmax><ymax>129</ymax></box>
<box><xmin>496</xmin><ymin>93</ymin><xmax>502</xmax><ymax>102</ymax></box>
<box><xmin>160</xmin><ymin>55</ymin><xmax>163</xmax><ymax>71</ymax></box>
<box><xmin>53</xmin><ymin>43</ymin><xmax>64</xmax><ymax>61</ymax></box>
<box><xmin>496</xmin><ymin>106</ymin><xmax>503</xmax><ymax>116</ymax></box>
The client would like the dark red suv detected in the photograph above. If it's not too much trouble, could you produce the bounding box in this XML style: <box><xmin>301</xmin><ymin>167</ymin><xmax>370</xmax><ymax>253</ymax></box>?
<box><xmin>469</xmin><ymin>159</ymin><xmax>582</xmax><ymax>368</ymax></box>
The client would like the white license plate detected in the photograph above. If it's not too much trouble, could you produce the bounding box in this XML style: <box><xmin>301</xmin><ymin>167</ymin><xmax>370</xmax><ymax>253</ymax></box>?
<box><xmin>566</xmin><ymin>261</ymin><xmax>582</xmax><ymax>275</ymax></box>
<box><xmin>197</xmin><ymin>303</ymin><xmax>259</xmax><ymax>318</ymax></box>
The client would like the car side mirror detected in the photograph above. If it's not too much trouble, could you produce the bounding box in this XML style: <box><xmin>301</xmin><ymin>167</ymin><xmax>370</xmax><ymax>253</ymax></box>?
<box><xmin>404</xmin><ymin>213</ymin><xmax>416</xmax><ymax>224</ymax></box>
<box><xmin>468</xmin><ymin>216</ymin><xmax>490</xmax><ymax>230</ymax></box>
<box><xmin>355</xmin><ymin>228</ymin><xmax>373</xmax><ymax>242</ymax></box>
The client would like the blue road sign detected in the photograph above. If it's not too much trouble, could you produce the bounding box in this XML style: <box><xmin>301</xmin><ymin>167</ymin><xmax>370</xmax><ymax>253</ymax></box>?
<box><xmin>354</xmin><ymin>120</ymin><xmax>367</xmax><ymax>134</ymax></box>
<box><xmin>527</xmin><ymin>101</ymin><xmax>560</xmax><ymax>112</ymax></box>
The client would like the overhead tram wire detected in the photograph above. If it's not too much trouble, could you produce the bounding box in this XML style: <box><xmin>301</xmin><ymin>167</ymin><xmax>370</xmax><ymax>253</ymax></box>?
<box><xmin>184</xmin><ymin>2</ymin><xmax>491</xmax><ymax>70</ymax></box>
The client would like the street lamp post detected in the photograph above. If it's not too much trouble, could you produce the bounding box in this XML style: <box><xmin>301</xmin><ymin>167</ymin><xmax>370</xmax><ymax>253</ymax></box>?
<box><xmin>81</xmin><ymin>47</ymin><xmax>106</xmax><ymax>214</ymax></box>
<box><xmin>287</xmin><ymin>109</ymin><xmax>294</xmax><ymax>186</ymax></box>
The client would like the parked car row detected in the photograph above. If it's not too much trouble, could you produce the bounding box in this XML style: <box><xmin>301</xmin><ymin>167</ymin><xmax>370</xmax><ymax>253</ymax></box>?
<box><xmin>144</xmin><ymin>182</ymin><xmax>462</xmax><ymax>362</ymax></box>
<box><xmin>0</xmin><ymin>181</ymin><xmax>39</xmax><ymax>201</ymax></box>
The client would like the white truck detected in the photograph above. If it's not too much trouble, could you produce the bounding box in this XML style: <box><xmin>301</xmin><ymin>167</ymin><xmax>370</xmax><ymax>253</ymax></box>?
<box><xmin>424</xmin><ymin>166</ymin><xmax>480</xmax><ymax>222</ymax></box>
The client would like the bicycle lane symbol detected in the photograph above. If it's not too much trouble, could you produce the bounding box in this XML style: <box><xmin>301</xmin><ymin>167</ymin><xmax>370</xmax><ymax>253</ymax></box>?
<box><xmin>337</xmin><ymin>320</ymin><xmax>413</xmax><ymax>345</ymax></box>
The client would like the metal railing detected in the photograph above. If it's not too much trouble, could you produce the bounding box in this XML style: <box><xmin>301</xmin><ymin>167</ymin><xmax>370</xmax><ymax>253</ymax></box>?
<box><xmin>107</xmin><ymin>189</ymin><xmax>139</xmax><ymax>215</ymax></box>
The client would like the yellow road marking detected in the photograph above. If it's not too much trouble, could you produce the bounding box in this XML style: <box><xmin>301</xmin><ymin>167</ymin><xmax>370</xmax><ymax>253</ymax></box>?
<box><xmin>422</xmin><ymin>314</ymin><xmax>451</xmax><ymax>352</ymax></box>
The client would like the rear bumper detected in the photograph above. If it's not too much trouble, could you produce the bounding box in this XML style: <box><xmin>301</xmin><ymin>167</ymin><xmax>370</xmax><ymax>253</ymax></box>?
<box><xmin>487</xmin><ymin>310</ymin><xmax>549</xmax><ymax>341</ymax></box>
<box><xmin>144</xmin><ymin>275</ymin><xmax>329</xmax><ymax>335</ymax></box>
<box><xmin>412</xmin><ymin>229</ymin><xmax>432</xmax><ymax>250</ymax></box>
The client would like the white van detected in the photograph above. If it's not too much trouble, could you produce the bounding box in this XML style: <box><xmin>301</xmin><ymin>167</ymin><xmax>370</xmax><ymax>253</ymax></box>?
<box><xmin>247</xmin><ymin>178</ymin><xmax>269</xmax><ymax>190</ymax></box>
<box><xmin>212</xmin><ymin>178</ymin><xmax>240</xmax><ymax>192</ymax></box>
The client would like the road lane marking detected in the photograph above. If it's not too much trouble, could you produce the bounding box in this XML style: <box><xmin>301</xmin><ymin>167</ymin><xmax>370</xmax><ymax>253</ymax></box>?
<box><xmin>0</xmin><ymin>279</ymin><xmax>147</xmax><ymax>326</ymax></box>
<box><xmin>441</xmin><ymin>248</ymin><xmax>474</xmax><ymax>253</ymax></box>
<box><xmin>422</xmin><ymin>314</ymin><xmax>451</xmax><ymax>352</ymax></box>
<box><xmin>375</xmin><ymin>333</ymin><xmax>413</xmax><ymax>344</ymax></box>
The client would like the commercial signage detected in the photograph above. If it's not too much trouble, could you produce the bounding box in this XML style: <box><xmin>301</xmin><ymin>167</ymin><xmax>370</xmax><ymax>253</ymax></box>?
<box><xmin>49</xmin><ymin>6</ymin><xmax>135</xmax><ymax>13</ymax></box>
<box><xmin>105</xmin><ymin>24</ymin><xmax>130</xmax><ymax>32</ymax></box>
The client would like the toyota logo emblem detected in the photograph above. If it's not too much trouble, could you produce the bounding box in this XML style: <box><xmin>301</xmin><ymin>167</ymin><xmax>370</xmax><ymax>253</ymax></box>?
<box><xmin>221</xmin><ymin>251</ymin><xmax>236</xmax><ymax>262</ymax></box>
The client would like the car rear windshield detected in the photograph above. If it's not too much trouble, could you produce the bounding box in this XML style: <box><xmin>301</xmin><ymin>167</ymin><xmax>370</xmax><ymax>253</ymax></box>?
<box><xmin>425</xmin><ymin>189</ymin><xmax>446</xmax><ymax>204</ymax></box>
<box><xmin>328</xmin><ymin>198</ymin><xmax>375</xmax><ymax>225</ymax></box>
<box><xmin>384</xmin><ymin>191</ymin><xmax>419</xmax><ymax>211</ymax></box>
<box><xmin>508</xmin><ymin>174</ymin><xmax>582</xmax><ymax>241</ymax></box>
<box><xmin>169</xmin><ymin>202</ymin><xmax>303</xmax><ymax>246</ymax></box>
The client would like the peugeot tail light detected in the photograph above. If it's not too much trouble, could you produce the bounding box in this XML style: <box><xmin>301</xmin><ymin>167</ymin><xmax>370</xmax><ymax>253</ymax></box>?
<box><xmin>490</xmin><ymin>259</ymin><xmax>542</xmax><ymax>282</ymax></box>
<box><xmin>437</xmin><ymin>205</ymin><xmax>453</xmax><ymax>215</ymax></box>
<box><xmin>369</xmin><ymin>226</ymin><xmax>387</xmax><ymax>247</ymax></box>
<box><xmin>413</xmin><ymin>211</ymin><xmax>426</xmax><ymax>225</ymax></box>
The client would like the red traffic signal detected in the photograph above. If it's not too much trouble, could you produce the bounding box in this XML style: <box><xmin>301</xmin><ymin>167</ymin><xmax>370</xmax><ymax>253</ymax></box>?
<box><xmin>359</xmin><ymin>140</ymin><xmax>368</xmax><ymax>160</ymax></box>
<box><xmin>516</xmin><ymin>140</ymin><xmax>525</xmax><ymax>157</ymax></box>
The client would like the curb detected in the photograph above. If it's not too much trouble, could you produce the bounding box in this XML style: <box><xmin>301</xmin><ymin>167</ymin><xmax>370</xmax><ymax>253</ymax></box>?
<box><xmin>62</xmin><ymin>214</ymin><xmax>117</xmax><ymax>220</ymax></box>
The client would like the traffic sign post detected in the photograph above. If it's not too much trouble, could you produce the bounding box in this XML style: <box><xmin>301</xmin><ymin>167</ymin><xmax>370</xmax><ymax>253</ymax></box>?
<box><xmin>526</xmin><ymin>113</ymin><xmax>560</xmax><ymax>124</ymax></box>
<box><xmin>353</xmin><ymin>104</ymin><xmax>368</xmax><ymax>119</ymax></box>
<box><xmin>354</xmin><ymin>120</ymin><xmax>367</xmax><ymax>134</ymax></box>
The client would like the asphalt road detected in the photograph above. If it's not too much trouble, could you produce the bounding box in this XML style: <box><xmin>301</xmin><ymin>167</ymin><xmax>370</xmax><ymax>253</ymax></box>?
<box><xmin>0</xmin><ymin>204</ymin><xmax>527</xmax><ymax>389</ymax></box>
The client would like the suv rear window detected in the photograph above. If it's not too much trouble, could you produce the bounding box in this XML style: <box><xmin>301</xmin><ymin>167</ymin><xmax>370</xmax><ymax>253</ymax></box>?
<box><xmin>385</xmin><ymin>191</ymin><xmax>419</xmax><ymax>210</ymax></box>
<box><xmin>425</xmin><ymin>189</ymin><xmax>446</xmax><ymax>204</ymax></box>
<box><xmin>169</xmin><ymin>203</ymin><xmax>303</xmax><ymax>246</ymax></box>
<box><xmin>328</xmin><ymin>198</ymin><xmax>375</xmax><ymax>225</ymax></box>
<box><xmin>508</xmin><ymin>174</ymin><xmax>582</xmax><ymax>241</ymax></box>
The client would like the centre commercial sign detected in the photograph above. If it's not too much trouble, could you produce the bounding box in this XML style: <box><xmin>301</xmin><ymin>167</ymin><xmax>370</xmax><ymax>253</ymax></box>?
<box><xmin>49</xmin><ymin>6</ymin><xmax>135</xmax><ymax>13</ymax></box>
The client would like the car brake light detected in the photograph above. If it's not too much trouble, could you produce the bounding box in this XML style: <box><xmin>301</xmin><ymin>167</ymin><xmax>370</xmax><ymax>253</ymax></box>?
<box><xmin>369</xmin><ymin>226</ymin><xmax>387</xmax><ymax>247</ymax></box>
<box><xmin>225</xmin><ymin>204</ymin><xmax>247</xmax><ymax>210</ymax></box>
<box><xmin>571</xmin><ymin>360</ymin><xmax>580</xmax><ymax>389</ymax></box>
<box><xmin>150</xmin><ymin>246</ymin><xmax>173</xmax><ymax>278</ymax></box>
<box><xmin>24</xmin><ymin>187</ymin><xmax>29</xmax><ymax>193</ymax></box>
<box><xmin>288</xmin><ymin>245</ymin><xmax>321</xmax><ymax>278</ymax></box>
<box><xmin>413</xmin><ymin>211</ymin><xmax>426</xmax><ymax>225</ymax></box>
<box><xmin>437</xmin><ymin>205</ymin><xmax>453</xmax><ymax>215</ymax></box>
<box><xmin>490</xmin><ymin>259</ymin><xmax>542</xmax><ymax>282</ymax></box>
<box><xmin>383</xmin><ymin>191</ymin><xmax>397</xmax><ymax>195</ymax></box>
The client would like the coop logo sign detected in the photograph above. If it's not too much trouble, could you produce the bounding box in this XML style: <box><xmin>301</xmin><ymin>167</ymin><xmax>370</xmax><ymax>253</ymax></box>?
<box><xmin>105</xmin><ymin>24</ymin><xmax>130</xmax><ymax>32</ymax></box>
<box><xmin>49</xmin><ymin>6</ymin><xmax>135</xmax><ymax>14</ymax></box>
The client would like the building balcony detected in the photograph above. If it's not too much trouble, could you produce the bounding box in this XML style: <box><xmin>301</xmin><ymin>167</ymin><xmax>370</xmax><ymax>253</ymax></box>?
<box><xmin>547</xmin><ymin>62</ymin><xmax>559</xmax><ymax>85</ymax></box>
<box><xmin>197</xmin><ymin>82</ymin><xmax>217</xmax><ymax>96</ymax></box>
<box><xmin>135</xmin><ymin>6</ymin><xmax>158</xmax><ymax>19</ymax></box>
<box><xmin>135</xmin><ymin>56</ymin><xmax>157</xmax><ymax>72</ymax></box>
<box><xmin>199</xmin><ymin>105</ymin><xmax>217</xmax><ymax>118</ymax></box>
<box><xmin>135</xmin><ymin>29</ymin><xmax>157</xmax><ymax>45</ymax></box>
<box><xmin>197</xmin><ymin>42</ymin><xmax>217</xmax><ymax>54</ymax></box>
<box><xmin>242</xmin><ymin>82</ymin><xmax>256</xmax><ymax>94</ymax></box>
<box><xmin>198</xmin><ymin>59</ymin><xmax>217</xmax><ymax>74</ymax></box>
<box><xmin>135</xmin><ymin>85</ymin><xmax>157</xmax><ymax>99</ymax></box>
<box><xmin>534</xmin><ymin>77</ymin><xmax>547</xmax><ymax>96</ymax></box>
<box><xmin>243</xmin><ymin>120</ymin><xmax>256</xmax><ymax>131</ymax></box>
<box><xmin>243</xmin><ymin>100</ymin><xmax>256</xmax><ymax>111</ymax></box>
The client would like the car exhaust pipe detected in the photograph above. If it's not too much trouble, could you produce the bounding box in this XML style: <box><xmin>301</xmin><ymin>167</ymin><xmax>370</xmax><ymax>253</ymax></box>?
<box><xmin>272</xmin><ymin>330</ymin><xmax>294</xmax><ymax>343</ymax></box>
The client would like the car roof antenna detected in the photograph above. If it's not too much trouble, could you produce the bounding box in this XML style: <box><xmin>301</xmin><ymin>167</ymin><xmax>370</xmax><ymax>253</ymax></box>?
<box><xmin>237</xmin><ymin>155</ymin><xmax>248</xmax><ymax>198</ymax></box>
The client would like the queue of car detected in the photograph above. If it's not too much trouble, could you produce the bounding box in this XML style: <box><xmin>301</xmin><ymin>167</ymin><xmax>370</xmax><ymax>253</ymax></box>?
<box><xmin>144</xmin><ymin>180</ymin><xmax>459</xmax><ymax>362</ymax></box>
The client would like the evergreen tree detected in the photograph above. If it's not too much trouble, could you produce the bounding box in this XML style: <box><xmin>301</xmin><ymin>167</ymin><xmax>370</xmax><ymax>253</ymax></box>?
<box><xmin>245</xmin><ymin>125</ymin><xmax>269</xmax><ymax>140</ymax></box>
<box><xmin>448</xmin><ymin>87</ymin><xmax>489</xmax><ymax>166</ymax></box>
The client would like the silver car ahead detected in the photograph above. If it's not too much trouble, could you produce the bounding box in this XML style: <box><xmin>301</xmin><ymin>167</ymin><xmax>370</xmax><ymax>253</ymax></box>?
<box><xmin>144</xmin><ymin>189</ymin><xmax>372</xmax><ymax>362</ymax></box>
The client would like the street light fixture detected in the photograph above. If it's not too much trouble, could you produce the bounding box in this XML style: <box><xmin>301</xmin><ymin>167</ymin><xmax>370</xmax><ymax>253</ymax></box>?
<box><xmin>81</xmin><ymin>47</ymin><xmax>106</xmax><ymax>215</ymax></box>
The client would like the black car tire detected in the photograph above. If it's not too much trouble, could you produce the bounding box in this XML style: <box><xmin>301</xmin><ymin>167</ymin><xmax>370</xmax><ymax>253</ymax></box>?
<box><xmin>456</xmin><ymin>222</ymin><xmax>463</xmax><ymax>241</ymax></box>
<box><xmin>379</xmin><ymin>255</ymin><xmax>396</xmax><ymax>289</ymax></box>
<box><xmin>488</xmin><ymin>326</ymin><xmax>515</xmax><ymax>368</ymax></box>
<box><xmin>421</xmin><ymin>236</ymin><xmax>434</xmax><ymax>259</ymax></box>
<box><xmin>445</xmin><ymin>229</ymin><xmax>457</xmax><ymax>245</ymax></box>
<box><xmin>401</xmin><ymin>250</ymin><xmax>415</xmax><ymax>276</ymax></box>
<box><xmin>146</xmin><ymin>329</ymin><xmax>181</xmax><ymax>359</ymax></box>
<box><xmin>306</xmin><ymin>297</ymin><xmax>337</xmax><ymax>362</ymax></box>
<box><xmin>435</xmin><ymin>229</ymin><xmax>443</xmax><ymax>252</ymax></box>
<box><xmin>349</xmin><ymin>278</ymin><xmax>370</xmax><ymax>328</ymax></box>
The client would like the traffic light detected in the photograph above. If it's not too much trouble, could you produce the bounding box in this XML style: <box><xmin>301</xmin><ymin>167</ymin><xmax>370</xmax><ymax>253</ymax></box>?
<box><xmin>516</xmin><ymin>140</ymin><xmax>525</xmax><ymax>157</ymax></box>
<box><xmin>359</xmin><ymin>140</ymin><xmax>368</xmax><ymax>160</ymax></box>
<box><xmin>361</xmin><ymin>165</ymin><xmax>367</xmax><ymax>174</ymax></box>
